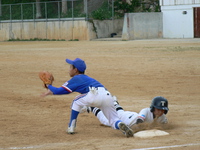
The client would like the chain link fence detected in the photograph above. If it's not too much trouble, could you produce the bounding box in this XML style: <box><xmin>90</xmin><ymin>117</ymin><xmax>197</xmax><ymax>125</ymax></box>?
<box><xmin>0</xmin><ymin>0</ymin><xmax>159</xmax><ymax>23</ymax></box>
<box><xmin>0</xmin><ymin>0</ymin><xmax>91</xmax><ymax>22</ymax></box>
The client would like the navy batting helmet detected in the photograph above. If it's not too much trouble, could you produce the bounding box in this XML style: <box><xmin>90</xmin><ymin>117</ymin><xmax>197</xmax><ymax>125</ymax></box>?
<box><xmin>150</xmin><ymin>96</ymin><xmax>169</xmax><ymax>114</ymax></box>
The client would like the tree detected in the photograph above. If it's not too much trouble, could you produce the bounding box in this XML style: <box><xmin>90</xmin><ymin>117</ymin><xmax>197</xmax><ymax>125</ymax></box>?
<box><xmin>114</xmin><ymin>0</ymin><xmax>140</xmax><ymax>17</ymax></box>
<box><xmin>36</xmin><ymin>0</ymin><xmax>42</xmax><ymax>18</ymax></box>
<box><xmin>62</xmin><ymin>0</ymin><xmax>67</xmax><ymax>14</ymax></box>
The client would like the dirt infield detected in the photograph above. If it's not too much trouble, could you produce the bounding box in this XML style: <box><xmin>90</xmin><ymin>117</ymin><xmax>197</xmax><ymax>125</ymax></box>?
<box><xmin>0</xmin><ymin>39</ymin><xmax>200</xmax><ymax>150</ymax></box>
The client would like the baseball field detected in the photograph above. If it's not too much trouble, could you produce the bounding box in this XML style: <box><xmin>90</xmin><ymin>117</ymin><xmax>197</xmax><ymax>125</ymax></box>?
<box><xmin>0</xmin><ymin>39</ymin><xmax>200</xmax><ymax>150</ymax></box>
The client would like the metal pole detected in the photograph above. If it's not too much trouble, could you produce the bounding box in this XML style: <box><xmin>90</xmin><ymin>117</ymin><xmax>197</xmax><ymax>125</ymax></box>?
<box><xmin>58</xmin><ymin>1</ymin><xmax>60</xmax><ymax>28</ymax></box>
<box><xmin>33</xmin><ymin>3</ymin><xmax>35</xmax><ymax>20</ymax></box>
<box><xmin>72</xmin><ymin>0</ymin><xmax>74</xmax><ymax>19</ymax></box>
<box><xmin>0</xmin><ymin>1</ymin><xmax>1</xmax><ymax>30</ymax></box>
<box><xmin>72</xmin><ymin>0</ymin><xmax>74</xmax><ymax>40</ymax></box>
<box><xmin>0</xmin><ymin>4</ymin><xmax>2</xmax><ymax>30</ymax></box>
<box><xmin>112</xmin><ymin>0</ymin><xmax>114</xmax><ymax>33</ymax></box>
<box><xmin>10</xmin><ymin>4</ymin><xmax>12</xmax><ymax>40</ymax></box>
<box><xmin>108</xmin><ymin>0</ymin><xmax>109</xmax><ymax>10</ymax></box>
<box><xmin>58</xmin><ymin>1</ymin><xmax>60</xmax><ymax>39</ymax></box>
<box><xmin>45</xmin><ymin>2</ymin><xmax>47</xmax><ymax>39</ymax></box>
<box><xmin>85</xmin><ymin>0</ymin><xmax>88</xmax><ymax>20</ymax></box>
<box><xmin>58</xmin><ymin>1</ymin><xmax>60</xmax><ymax>19</ymax></box>
<box><xmin>21</xmin><ymin>3</ymin><xmax>23</xmax><ymax>39</ymax></box>
<box><xmin>45</xmin><ymin>2</ymin><xmax>47</xmax><ymax>20</ymax></box>
<box><xmin>21</xmin><ymin>3</ymin><xmax>23</xmax><ymax>20</ymax></box>
<box><xmin>33</xmin><ymin>3</ymin><xmax>36</xmax><ymax>29</ymax></box>
<box><xmin>10</xmin><ymin>4</ymin><xmax>11</xmax><ymax>21</ymax></box>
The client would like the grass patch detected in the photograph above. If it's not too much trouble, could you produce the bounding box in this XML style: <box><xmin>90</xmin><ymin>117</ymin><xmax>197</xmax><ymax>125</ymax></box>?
<box><xmin>168</xmin><ymin>46</ymin><xmax>200</xmax><ymax>51</ymax></box>
<box><xmin>68</xmin><ymin>39</ymin><xmax>79</xmax><ymax>41</ymax></box>
<box><xmin>7</xmin><ymin>38</ymin><xmax>66</xmax><ymax>41</ymax></box>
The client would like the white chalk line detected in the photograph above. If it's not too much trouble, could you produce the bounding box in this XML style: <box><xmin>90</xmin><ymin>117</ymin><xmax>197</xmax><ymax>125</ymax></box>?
<box><xmin>1</xmin><ymin>142</ymin><xmax>200</xmax><ymax>150</ymax></box>
<box><xmin>130</xmin><ymin>143</ymin><xmax>200</xmax><ymax>150</ymax></box>
<box><xmin>0</xmin><ymin>142</ymin><xmax>72</xmax><ymax>150</ymax></box>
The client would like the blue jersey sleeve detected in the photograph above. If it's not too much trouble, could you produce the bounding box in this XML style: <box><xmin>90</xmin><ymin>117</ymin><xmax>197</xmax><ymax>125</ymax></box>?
<box><xmin>48</xmin><ymin>85</ymin><xmax>71</xmax><ymax>95</ymax></box>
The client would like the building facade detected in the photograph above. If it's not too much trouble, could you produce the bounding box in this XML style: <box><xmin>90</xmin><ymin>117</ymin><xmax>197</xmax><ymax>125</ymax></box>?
<box><xmin>160</xmin><ymin>0</ymin><xmax>200</xmax><ymax>38</ymax></box>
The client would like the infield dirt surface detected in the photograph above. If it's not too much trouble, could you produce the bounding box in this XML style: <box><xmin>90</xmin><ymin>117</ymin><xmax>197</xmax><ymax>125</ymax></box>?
<box><xmin>0</xmin><ymin>39</ymin><xmax>200</xmax><ymax>150</ymax></box>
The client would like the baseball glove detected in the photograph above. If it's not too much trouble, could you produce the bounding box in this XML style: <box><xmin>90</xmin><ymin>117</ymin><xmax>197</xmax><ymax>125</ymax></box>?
<box><xmin>39</xmin><ymin>71</ymin><xmax>54</xmax><ymax>88</ymax></box>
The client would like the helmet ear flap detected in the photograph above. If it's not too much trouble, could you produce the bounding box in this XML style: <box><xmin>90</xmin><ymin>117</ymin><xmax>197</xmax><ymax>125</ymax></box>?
<box><xmin>150</xmin><ymin>107</ymin><xmax>154</xmax><ymax>112</ymax></box>
<box><xmin>164</xmin><ymin>110</ymin><xmax>168</xmax><ymax>114</ymax></box>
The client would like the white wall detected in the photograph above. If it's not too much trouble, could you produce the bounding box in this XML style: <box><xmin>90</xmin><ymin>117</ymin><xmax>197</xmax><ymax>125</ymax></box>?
<box><xmin>161</xmin><ymin>4</ymin><xmax>200</xmax><ymax>38</ymax></box>
<box><xmin>160</xmin><ymin>0</ymin><xmax>200</xmax><ymax>38</ymax></box>
<box><xmin>160</xmin><ymin>0</ymin><xmax>200</xmax><ymax>5</ymax></box>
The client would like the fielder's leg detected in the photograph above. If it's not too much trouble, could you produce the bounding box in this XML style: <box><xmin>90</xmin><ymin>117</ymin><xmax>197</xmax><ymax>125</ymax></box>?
<box><xmin>67</xmin><ymin>109</ymin><xmax>79</xmax><ymax>134</ymax></box>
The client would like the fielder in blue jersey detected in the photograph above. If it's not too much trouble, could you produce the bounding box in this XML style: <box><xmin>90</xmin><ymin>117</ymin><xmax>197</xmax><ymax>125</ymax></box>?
<box><xmin>41</xmin><ymin>58</ymin><xmax>133</xmax><ymax>137</ymax></box>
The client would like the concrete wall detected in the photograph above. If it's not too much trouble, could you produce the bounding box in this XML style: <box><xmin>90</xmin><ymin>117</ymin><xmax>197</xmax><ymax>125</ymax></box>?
<box><xmin>93</xmin><ymin>19</ymin><xmax>124</xmax><ymax>38</ymax></box>
<box><xmin>161</xmin><ymin>4</ymin><xmax>200</xmax><ymax>38</ymax></box>
<box><xmin>0</xmin><ymin>19</ymin><xmax>123</xmax><ymax>41</ymax></box>
<box><xmin>0</xmin><ymin>20</ymin><xmax>97</xmax><ymax>41</ymax></box>
<box><xmin>122</xmin><ymin>13</ymin><xmax>163</xmax><ymax>40</ymax></box>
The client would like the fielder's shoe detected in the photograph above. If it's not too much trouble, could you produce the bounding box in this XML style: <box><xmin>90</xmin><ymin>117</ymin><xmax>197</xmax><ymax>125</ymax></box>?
<box><xmin>67</xmin><ymin>126</ymin><xmax>75</xmax><ymax>134</ymax></box>
<box><xmin>86</xmin><ymin>107</ymin><xmax>92</xmax><ymax>113</ymax></box>
<box><xmin>113</xmin><ymin>95</ymin><xmax>119</xmax><ymax>106</ymax></box>
<box><xmin>80</xmin><ymin>106</ymin><xmax>91</xmax><ymax>113</ymax></box>
<box><xmin>67</xmin><ymin>119</ymin><xmax>76</xmax><ymax>134</ymax></box>
<box><xmin>118</xmin><ymin>122</ymin><xmax>134</xmax><ymax>138</ymax></box>
<box><xmin>113</xmin><ymin>96</ymin><xmax>123</xmax><ymax>111</ymax></box>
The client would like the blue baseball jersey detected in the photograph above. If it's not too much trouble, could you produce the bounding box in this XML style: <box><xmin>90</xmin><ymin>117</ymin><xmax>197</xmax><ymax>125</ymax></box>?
<box><xmin>48</xmin><ymin>74</ymin><xmax>104</xmax><ymax>95</ymax></box>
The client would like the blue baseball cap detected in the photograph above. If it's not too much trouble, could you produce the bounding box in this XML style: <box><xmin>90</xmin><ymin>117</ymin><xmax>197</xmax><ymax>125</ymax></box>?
<box><xmin>66</xmin><ymin>58</ymin><xmax>86</xmax><ymax>72</ymax></box>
